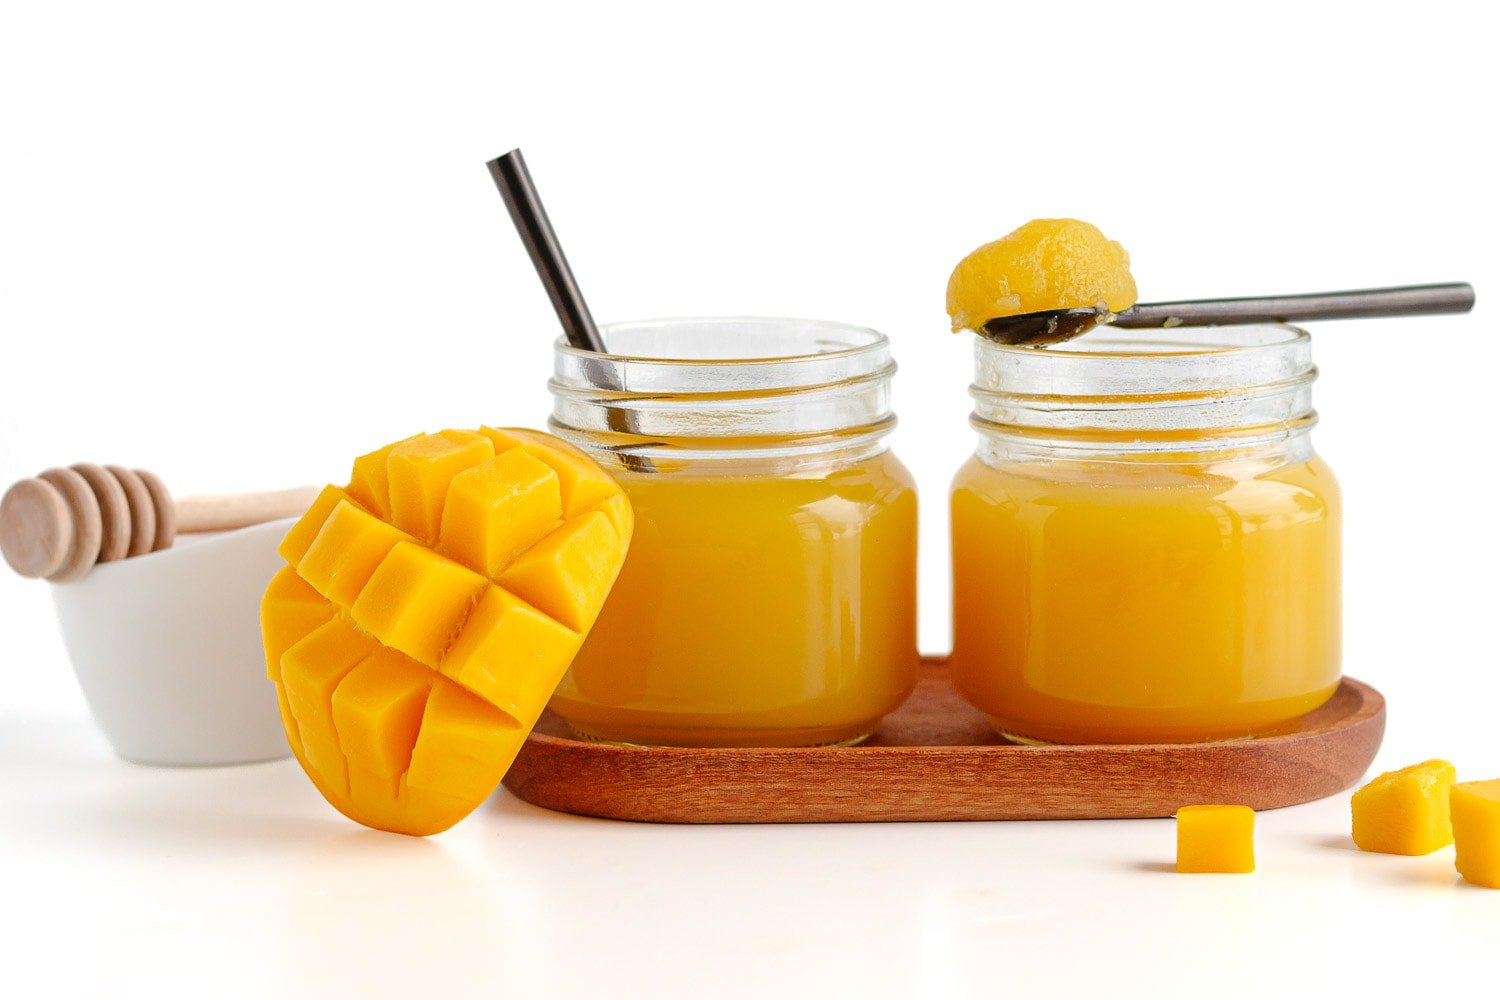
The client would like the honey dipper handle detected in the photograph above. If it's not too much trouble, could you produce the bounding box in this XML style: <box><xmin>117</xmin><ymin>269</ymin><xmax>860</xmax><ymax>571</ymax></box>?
<box><xmin>173</xmin><ymin>487</ymin><xmax>321</xmax><ymax>534</ymax></box>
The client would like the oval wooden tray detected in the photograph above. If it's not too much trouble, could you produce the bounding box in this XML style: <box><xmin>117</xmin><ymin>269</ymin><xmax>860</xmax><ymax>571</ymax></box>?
<box><xmin>501</xmin><ymin>659</ymin><xmax>1385</xmax><ymax>824</ymax></box>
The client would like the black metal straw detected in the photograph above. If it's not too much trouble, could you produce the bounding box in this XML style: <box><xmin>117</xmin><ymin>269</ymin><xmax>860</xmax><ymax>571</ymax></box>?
<box><xmin>487</xmin><ymin>148</ymin><xmax>655</xmax><ymax>473</ymax></box>
<box><xmin>487</xmin><ymin>149</ymin><xmax>608</xmax><ymax>353</ymax></box>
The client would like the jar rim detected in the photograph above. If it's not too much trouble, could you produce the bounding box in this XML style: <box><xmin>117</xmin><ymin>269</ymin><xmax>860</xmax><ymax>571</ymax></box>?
<box><xmin>554</xmin><ymin>316</ymin><xmax>889</xmax><ymax>367</ymax></box>
<box><xmin>980</xmin><ymin>322</ymin><xmax>1310</xmax><ymax>361</ymax></box>
<box><xmin>969</xmin><ymin>322</ymin><xmax>1319</xmax><ymax>456</ymax></box>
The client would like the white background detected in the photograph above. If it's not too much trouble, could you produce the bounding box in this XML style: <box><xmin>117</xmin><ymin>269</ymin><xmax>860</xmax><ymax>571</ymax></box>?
<box><xmin>1</xmin><ymin>1</ymin><xmax>1496</xmax><ymax>996</ymax></box>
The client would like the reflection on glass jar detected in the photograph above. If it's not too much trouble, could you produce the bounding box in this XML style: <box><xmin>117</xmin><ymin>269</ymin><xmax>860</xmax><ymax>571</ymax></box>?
<box><xmin>950</xmin><ymin>325</ymin><xmax>1341</xmax><ymax>744</ymax></box>
<box><xmin>548</xmin><ymin>318</ymin><xmax>918</xmax><ymax>748</ymax></box>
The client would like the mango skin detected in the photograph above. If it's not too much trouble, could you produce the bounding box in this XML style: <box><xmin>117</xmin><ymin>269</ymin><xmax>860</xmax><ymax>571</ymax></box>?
<box><xmin>262</xmin><ymin>427</ymin><xmax>631</xmax><ymax>836</ymax></box>
<box><xmin>1176</xmin><ymin>804</ymin><xmax>1255</xmax><ymax>874</ymax></box>
<box><xmin>946</xmin><ymin>218</ymin><xmax>1137</xmax><ymax>333</ymax></box>
<box><xmin>1452</xmin><ymin>779</ymin><xmax>1500</xmax><ymax>889</ymax></box>
<box><xmin>1350</xmin><ymin>759</ymin><xmax>1456</xmax><ymax>856</ymax></box>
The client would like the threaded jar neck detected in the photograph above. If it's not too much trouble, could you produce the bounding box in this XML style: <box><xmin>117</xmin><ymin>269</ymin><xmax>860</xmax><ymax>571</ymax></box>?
<box><xmin>549</xmin><ymin>317</ymin><xmax>898</xmax><ymax>469</ymax></box>
<box><xmin>970</xmin><ymin>324</ymin><xmax>1319</xmax><ymax>462</ymax></box>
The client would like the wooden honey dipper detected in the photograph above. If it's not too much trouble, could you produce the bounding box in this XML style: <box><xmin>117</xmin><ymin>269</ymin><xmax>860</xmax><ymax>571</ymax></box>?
<box><xmin>0</xmin><ymin>465</ymin><xmax>317</xmax><ymax>582</ymax></box>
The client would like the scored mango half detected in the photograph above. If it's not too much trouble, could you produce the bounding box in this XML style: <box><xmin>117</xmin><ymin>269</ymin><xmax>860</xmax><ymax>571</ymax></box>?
<box><xmin>262</xmin><ymin>427</ymin><xmax>632</xmax><ymax>836</ymax></box>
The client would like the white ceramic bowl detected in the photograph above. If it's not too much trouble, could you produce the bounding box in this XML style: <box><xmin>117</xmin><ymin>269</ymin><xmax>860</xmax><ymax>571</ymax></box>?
<box><xmin>50</xmin><ymin>518</ymin><xmax>296</xmax><ymax>766</ymax></box>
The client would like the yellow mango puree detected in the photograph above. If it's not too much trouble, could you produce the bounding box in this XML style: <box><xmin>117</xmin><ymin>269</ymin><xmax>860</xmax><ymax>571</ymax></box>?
<box><xmin>950</xmin><ymin>451</ymin><xmax>1341</xmax><ymax>744</ymax></box>
<box><xmin>551</xmin><ymin>452</ymin><xmax>919</xmax><ymax>747</ymax></box>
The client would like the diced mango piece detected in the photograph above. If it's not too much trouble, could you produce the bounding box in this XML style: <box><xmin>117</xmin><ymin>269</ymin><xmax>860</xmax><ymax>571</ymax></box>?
<box><xmin>439</xmin><ymin>449</ymin><xmax>563</xmax><ymax>579</ymax></box>
<box><xmin>1451</xmin><ymin>779</ymin><xmax>1500</xmax><ymax>889</ymax></box>
<box><xmin>331</xmin><ymin>648</ymin><xmax>433</xmax><ymax>778</ymax></box>
<box><xmin>440</xmin><ymin>585</ymin><xmax>582</xmax><ymax>727</ymax></box>
<box><xmin>590</xmin><ymin>492</ymin><xmax>635</xmax><ymax>538</ymax></box>
<box><xmin>386</xmin><ymin>430</ymin><xmax>495</xmax><ymax>542</ymax></box>
<box><xmin>260</xmin><ymin>566</ymin><xmax>337</xmax><ymax>680</ymax></box>
<box><xmin>946</xmin><ymin>218</ymin><xmax>1138</xmax><ymax>334</ymax></box>
<box><xmin>1176</xmin><ymin>805</ymin><xmax>1255</xmax><ymax>874</ymax></box>
<box><xmin>276</xmin><ymin>485</ymin><xmax>355</xmax><ymax>566</ymax></box>
<box><xmin>500</xmin><ymin>511</ymin><xmax>621</xmax><ymax>632</ymax></box>
<box><xmin>347</xmin><ymin>436</ymin><xmax>417</xmax><ymax>519</ymax></box>
<box><xmin>406</xmin><ymin>680</ymin><xmax>525</xmax><ymax>799</ymax></box>
<box><xmin>261</xmin><ymin>427</ymin><xmax>632</xmax><ymax>836</ymax></box>
<box><xmin>349</xmin><ymin>541</ymin><xmax>488</xmax><ymax>668</ymax></box>
<box><xmin>297</xmin><ymin>500</ymin><xmax>413</xmax><ymax>609</ymax></box>
<box><xmin>281</xmin><ymin>618</ymin><xmax>377</xmax><ymax>794</ymax></box>
<box><xmin>1350</xmin><ymin>759</ymin><xmax>1456</xmax><ymax>855</ymax></box>
<box><xmin>481</xmin><ymin>426</ymin><xmax>619</xmax><ymax>517</ymax></box>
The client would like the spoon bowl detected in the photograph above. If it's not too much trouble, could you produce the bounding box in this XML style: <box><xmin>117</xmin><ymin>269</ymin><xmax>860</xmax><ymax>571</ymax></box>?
<box><xmin>981</xmin><ymin>307</ymin><xmax>1112</xmax><ymax>345</ymax></box>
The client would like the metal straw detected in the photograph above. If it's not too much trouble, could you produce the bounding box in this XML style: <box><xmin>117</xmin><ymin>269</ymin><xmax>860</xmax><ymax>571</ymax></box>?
<box><xmin>487</xmin><ymin>149</ymin><xmax>608</xmax><ymax>353</ymax></box>
<box><xmin>486</xmin><ymin>148</ymin><xmax>654</xmax><ymax>472</ymax></box>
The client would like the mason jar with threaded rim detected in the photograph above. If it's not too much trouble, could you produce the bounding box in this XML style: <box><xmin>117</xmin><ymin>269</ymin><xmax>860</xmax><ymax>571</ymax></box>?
<box><xmin>548</xmin><ymin>317</ymin><xmax>919</xmax><ymax>748</ymax></box>
<box><xmin>950</xmin><ymin>324</ymin><xmax>1341</xmax><ymax>745</ymax></box>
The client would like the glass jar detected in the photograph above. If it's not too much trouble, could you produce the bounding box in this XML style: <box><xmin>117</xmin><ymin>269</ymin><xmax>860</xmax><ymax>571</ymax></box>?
<box><xmin>950</xmin><ymin>325</ymin><xmax>1341</xmax><ymax>745</ymax></box>
<box><xmin>548</xmin><ymin>318</ymin><xmax>919</xmax><ymax>748</ymax></box>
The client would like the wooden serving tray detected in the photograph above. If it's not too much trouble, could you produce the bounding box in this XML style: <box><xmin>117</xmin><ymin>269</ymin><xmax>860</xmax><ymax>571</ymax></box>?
<box><xmin>501</xmin><ymin>658</ymin><xmax>1385</xmax><ymax>824</ymax></box>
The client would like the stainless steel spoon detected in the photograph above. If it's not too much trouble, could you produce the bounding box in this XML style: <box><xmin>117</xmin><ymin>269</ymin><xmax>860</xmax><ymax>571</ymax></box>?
<box><xmin>980</xmin><ymin>282</ymin><xmax>1476</xmax><ymax>346</ymax></box>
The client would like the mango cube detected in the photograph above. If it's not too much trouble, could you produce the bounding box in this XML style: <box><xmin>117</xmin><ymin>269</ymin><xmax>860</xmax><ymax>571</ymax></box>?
<box><xmin>261</xmin><ymin>427</ymin><xmax>632</xmax><ymax>836</ymax></box>
<box><xmin>348</xmin><ymin>540</ymin><xmax>488</xmax><ymax>668</ymax></box>
<box><xmin>1451</xmin><ymin>779</ymin><xmax>1500</xmax><ymax>889</ymax></box>
<box><xmin>386</xmin><ymin>430</ymin><xmax>495</xmax><ymax>542</ymax></box>
<box><xmin>347</xmin><ymin>435</ymin><xmax>416</xmax><ymax>520</ymax></box>
<box><xmin>500</xmin><ymin>511</ymin><xmax>622</xmax><ymax>632</ymax></box>
<box><xmin>1176</xmin><ymin>805</ymin><xmax>1255</xmax><ymax>874</ymax></box>
<box><xmin>1350</xmin><ymin>759</ymin><xmax>1456</xmax><ymax>855</ymax></box>
<box><xmin>260</xmin><ymin>566</ymin><xmax>336</xmax><ymax>680</ymax></box>
<box><xmin>481</xmin><ymin>426</ymin><xmax>619</xmax><ymax>517</ymax></box>
<box><xmin>439</xmin><ymin>449</ymin><xmax>563</xmax><ymax>579</ymax></box>
<box><xmin>281</xmin><ymin>617</ymin><xmax>378</xmax><ymax>793</ymax></box>
<box><xmin>406</xmin><ymin>681</ymin><xmax>525</xmax><ymax>800</ymax></box>
<box><xmin>276</xmin><ymin>485</ymin><xmax>355</xmax><ymax>566</ymax></box>
<box><xmin>296</xmin><ymin>500</ymin><xmax>413</xmax><ymax>609</ymax></box>
<box><xmin>440</xmin><ymin>585</ymin><xmax>582</xmax><ymax>728</ymax></box>
<box><xmin>330</xmin><ymin>648</ymin><xmax>433</xmax><ymax>778</ymax></box>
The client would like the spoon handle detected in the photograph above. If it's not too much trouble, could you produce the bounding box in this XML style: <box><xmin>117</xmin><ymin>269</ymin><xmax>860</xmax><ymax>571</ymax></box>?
<box><xmin>1115</xmin><ymin>282</ymin><xmax>1475</xmax><ymax>328</ymax></box>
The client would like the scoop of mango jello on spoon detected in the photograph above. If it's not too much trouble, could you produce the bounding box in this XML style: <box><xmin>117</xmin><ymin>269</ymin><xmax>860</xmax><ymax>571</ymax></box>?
<box><xmin>948</xmin><ymin>218</ymin><xmax>1474</xmax><ymax>346</ymax></box>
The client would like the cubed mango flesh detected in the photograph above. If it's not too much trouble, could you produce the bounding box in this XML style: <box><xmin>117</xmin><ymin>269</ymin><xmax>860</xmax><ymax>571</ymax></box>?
<box><xmin>386</xmin><ymin>430</ymin><xmax>496</xmax><ymax>543</ymax></box>
<box><xmin>1176</xmin><ymin>805</ymin><xmax>1255</xmax><ymax>874</ymax></box>
<box><xmin>946</xmin><ymin>218</ymin><xmax>1137</xmax><ymax>333</ymax></box>
<box><xmin>1350</xmin><ymin>759</ymin><xmax>1456</xmax><ymax>855</ymax></box>
<box><xmin>1451</xmin><ymin>779</ymin><xmax>1500</xmax><ymax>889</ymax></box>
<box><xmin>261</xmin><ymin>427</ymin><xmax>632</xmax><ymax>836</ymax></box>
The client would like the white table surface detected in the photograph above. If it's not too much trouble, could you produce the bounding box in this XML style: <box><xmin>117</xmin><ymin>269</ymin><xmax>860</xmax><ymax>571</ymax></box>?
<box><xmin>5</xmin><ymin>690</ymin><xmax>1496</xmax><ymax>999</ymax></box>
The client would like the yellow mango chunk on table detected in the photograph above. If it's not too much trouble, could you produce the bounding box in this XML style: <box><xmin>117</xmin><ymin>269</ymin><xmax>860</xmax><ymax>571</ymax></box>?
<box><xmin>261</xmin><ymin>427</ymin><xmax>632</xmax><ymax>836</ymax></box>
<box><xmin>1451</xmin><ymin>779</ymin><xmax>1500</xmax><ymax>889</ymax></box>
<box><xmin>1350</xmin><ymin>759</ymin><xmax>1455</xmax><ymax>855</ymax></box>
<box><xmin>1175</xmin><ymin>805</ymin><xmax>1255</xmax><ymax>874</ymax></box>
<box><xmin>946</xmin><ymin>218</ymin><xmax>1137</xmax><ymax>333</ymax></box>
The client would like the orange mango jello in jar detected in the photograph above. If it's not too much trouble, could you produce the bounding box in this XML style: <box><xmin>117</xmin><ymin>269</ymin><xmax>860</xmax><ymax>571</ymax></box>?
<box><xmin>950</xmin><ymin>325</ymin><xmax>1341</xmax><ymax>744</ymax></box>
<box><xmin>546</xmin><ymin>318</ymin><xmax>919</xmax><ymax>747</ymax></box>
